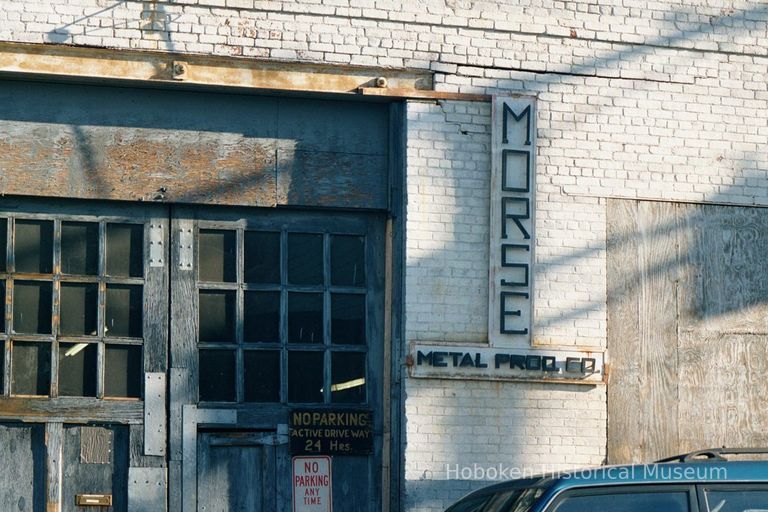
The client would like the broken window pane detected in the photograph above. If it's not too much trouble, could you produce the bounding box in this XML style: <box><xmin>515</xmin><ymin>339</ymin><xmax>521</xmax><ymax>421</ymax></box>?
<box><xmin>198</xmin><ymin>291</ymin><xmax>235</xmax><ymax>342</ymax></box>
<box><xmin>331</xmin><ymin>351</ymin><xmax>366</xmax><ymax>404</ymax></box>
<box><xmin>104</xmin><ymin>345</ymin><xmax>142</xmax><ymax>398</ymax></box>
<box><xmin>199</xmin><ymin>230</ymin><xmax>236</xmax><ymax>283</ymax></box>
<box><xmin>15</xmin><ymin>219</ymin><xmax>53</xmax><ymax>274</ymax></box>
<box><xmin>0</xmin><ymin>218</ymin><xmax>6</xmax><ymax>272</ymax></box>
<box><xmin>61</xmin><ymin>222</ymin><xmax>99</xmax><ymax>275</ymax></box>
<box><xmin>288</xmin><ymin>351</ymin><xmax>323</xmax><ymax>403</ymax></box>
<box><xmin>11</xmin><ymin>341</ymin><xmax>50</xmax><ymax>395</ymax></box>
<box><xmin>58</xmin><ymin>342</ymin><xmax>97</xmax><ymax>397</ymax></box>
<box><xmin>287</xmin><ymin>233</ymin><xmax>323</xmax><ymax>285</ymax></box>
<box><xmin>105</xmin><ymin>285</ymin><xmax>143</xmax><ymax>338</ymax></box>
<box><xmin>244</xmin><ymin>350</ymin><xmax>280</xmax><ymax>402</ymax></box>
<box><xmin>244</xmin><ymin>291</ymin><xmax>280</xmax><ymax>343</ymax></box>
<box><xmin>106</xmin><ymin>224</ymin><xmax>143</xmax><ymax>278</ymax></box>
<box><xmin>13</xmin><ymin>280</ymin><xmax>52</xmax><ymax>334</ymax></box>
<box><xmin>199</xmin><ymin>349</ymin><xmax>235</xmax><ymax>402</ymax></box>
<box><xmin>244</xmin><ymin>231</ymin><xmax>280</xmax><ymax>284</ymax></box>
<box><xmin>331</xmin><ymin>235</ymin><xmax>365</xmax><ymax>287</ymax></box>
<box><xmin>331</xmin><ymin>294</ymin><xmax>366</xmax><ymax>345</ymax></box>
<box><xmin>60</xmin><ymin>283</ymin><xmax>98</xmax><ymax>336</ymax></box>
<box><xmin>288</xmin><ymin>293</ymin><xmax>323</xmax><ymax>344</ymax></box>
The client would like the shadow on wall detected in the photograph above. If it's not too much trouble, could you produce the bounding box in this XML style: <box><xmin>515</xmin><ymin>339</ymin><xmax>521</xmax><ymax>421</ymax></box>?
<box><xmin>405</xmin><ymin>3</ymin><xmax>768</xmax><ymax>511</ymax></box>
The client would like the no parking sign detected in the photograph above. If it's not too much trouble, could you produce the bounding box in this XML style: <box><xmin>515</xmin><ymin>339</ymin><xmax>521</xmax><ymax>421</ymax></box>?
<box><xmin>292</xmin><ymin>456</ymin><xmax>332</xmax><ymax>512</ymax></box>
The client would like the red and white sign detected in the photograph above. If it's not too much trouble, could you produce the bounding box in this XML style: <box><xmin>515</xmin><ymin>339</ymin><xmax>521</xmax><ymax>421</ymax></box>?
<box><xmin>292</xmin><ymin>456</ymin><xmax>332</xmax><ymax>512</ymax></box>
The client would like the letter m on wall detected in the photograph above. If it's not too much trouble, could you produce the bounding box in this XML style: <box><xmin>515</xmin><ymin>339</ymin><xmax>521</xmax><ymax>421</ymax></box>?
<box><xmin>489</xmin><ymin>96</ymin><xmax>536</xmax><ymax>348</ymax></box>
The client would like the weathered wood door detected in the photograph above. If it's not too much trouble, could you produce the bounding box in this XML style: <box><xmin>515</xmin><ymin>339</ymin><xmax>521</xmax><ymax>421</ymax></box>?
<box><xmin>169</xmin><ymin>206</ymin><xmax>386</xmax><ymax>512</ymax></box>
<box><xmin>0</xmin><ymin>197</ymin><xmax>169</xmax><ymax>512</ymax></box>
<box><xmin>607</xmin><ymin>199</ymin><xmax>768</xmax><ymax>463</ymax></box>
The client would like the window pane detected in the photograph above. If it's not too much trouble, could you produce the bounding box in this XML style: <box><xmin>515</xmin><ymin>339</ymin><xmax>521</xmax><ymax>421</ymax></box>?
<box><xmin>13</xmin><ymin>280</ymin><xmax>52</xmax><ymax>334</ymax></box>
<box><xmin>244</xmin><ymin>231</ymin><xmax>280</xmax><ymax>284</ymax></box>
<box><xmin>11</xmin><ymin>341</ymin><xmax>50</xmax><ymax>395</ymax></box>
<box><xmin>105</xmin><ymin>285</ymin><xmax>143</xmax><ymax>338</ymax></box>
<box><xmin>199</xmin><ymin>291</ymin><xmax>235</xmax><ymax>342</ymax></box>
<box><xmin>554</xmin><ymin>491</ymin><xmax>689</xmax><ymax>512</ymax></box>
<box><xmin>331</xmin><ymin>235</ymin><xmax>365</xmax><ymax>287</ymax></box>
<box><xmin>0</xmin><ymin>281</ymin><xmax>4</xmax><ymax>333</ymax></box>
<box><xmin>61</xmin><ymin>222</ymin><xmax>99</xmax><ymax>275</ymax></box>
<box><xmin>15</xmin><ymin>219</ymin><xmax>53</xmax><ymax>274</ymax></box>
<box><xmin>244</xmin><ymin>350</ymin><xmax>280</xmax><ymax>402</ymax></box>
<box><xmin>58</xmin><ymin>343</ymin><xmax>97</xmax><ymax>397</ymax></box>
<box><xmin>706</xmin><ymin>489</ymin><xmax>768</xmax><ymax>512</ymax></box>
<box><xmin>199</xmin><ymin>230</ymin><xmax>236</xmax><ymax>283</ymax></box>
<box><xmin>0</xmin><ymin>341</ymin><xmax>4</xmax><ymax>394</ymax></box>
<box><xmin>104</xmin><ymin>345</ymin><xmax>142</xmax><ymax>398</ymax></box>
<box><xmin>199</xmin><ymin>349</ymin><xmax>235</xmax><ymax>402</ymax></box>
<box><xmin>0</xmin><ymin>218</ymin><xmax>6</xmax><ymax>272</ymax></box>
<box><xmin>331</xmin><ymin>294</ymin><xmax>365</xmax><ymax>345</ymax></box>
<box><xmin>287</xmin><ymin>233</ymin><xmax>323</xmax><ymax>285</ymax></box>
<box><xmin>106</xmin><ymin>224</ymin><xmax>143</xmax><ymax>277</ymax></box>
<box><xmin>288</xmin><ymin>293</ymin><xmax>323</xmax><ymax>344</ymax></box>
<box><xmin>60</xmin><ymin>283</ymin><xmax>98</xmax><ymax>336</ymax></box>
<box><xmin>244</xmin><ymin>291</ymin><xmax>280</xmax><ymax>343</ymax></box>
<box><xmin>288</xmin><ymin>351</ymin><xmax>323</xmax><ymax>403</ymax></box>
<box><xmin>331</xmin><ymin>352</ymin><xmax>366</xmax><ymax>403</ymax></box>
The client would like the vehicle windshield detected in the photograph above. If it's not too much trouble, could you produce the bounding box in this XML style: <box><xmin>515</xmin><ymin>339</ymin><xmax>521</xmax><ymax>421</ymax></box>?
<box><xmin>445</xmin><ymin>487</ymin><xmax>545</xmax><ymax>512</ymax></box>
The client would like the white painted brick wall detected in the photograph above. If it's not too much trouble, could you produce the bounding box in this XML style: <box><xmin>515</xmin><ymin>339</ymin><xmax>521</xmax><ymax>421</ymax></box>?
<box><xmin>2</xmin><ymin>2</ymin><xmax>767</xmax><ymax>511</ymax></box>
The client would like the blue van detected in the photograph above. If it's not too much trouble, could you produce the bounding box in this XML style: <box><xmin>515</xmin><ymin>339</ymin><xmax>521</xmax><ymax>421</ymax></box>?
<box><xmin>444</xmin><ymin>449</ymin><xmax>768</xmax><ymax>512</ymax></box>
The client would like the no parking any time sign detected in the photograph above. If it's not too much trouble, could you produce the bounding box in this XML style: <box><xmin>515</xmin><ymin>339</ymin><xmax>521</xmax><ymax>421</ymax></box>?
<box><xmin>293</xmin><ymin>456</ymin><xmax>332</xmax><ymax>512</ymax></box>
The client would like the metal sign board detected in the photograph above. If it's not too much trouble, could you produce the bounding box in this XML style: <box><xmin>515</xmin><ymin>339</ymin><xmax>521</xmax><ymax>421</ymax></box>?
<box><xmin>289</xmin><ymin>409</ymin><xmax>373</xmax><ymax>455</ymax></box>
<box><xmin>293</xmin><ymin>456</ymin><xmax>332</xmax><ymax>512</ymax></box>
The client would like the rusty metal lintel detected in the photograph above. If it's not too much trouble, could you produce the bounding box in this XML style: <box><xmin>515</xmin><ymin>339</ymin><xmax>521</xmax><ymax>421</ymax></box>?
<box><xmin>358</xmin><ymin>87</ymin><xmax>491</xmax><ymax>102</ymax></box>
<box><xmin>0</xmin><ymin>41</ymin><xmax>433</xmax><ymax>95</ymax></box>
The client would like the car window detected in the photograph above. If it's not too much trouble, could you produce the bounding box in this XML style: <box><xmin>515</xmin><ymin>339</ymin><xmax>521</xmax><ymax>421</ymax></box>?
<box><xmin>705</xmin><ymin>489</ymin><xmax>768</xmax><ymax>512</ymax></box>
<box><xmin>446</xmin><ymin>488</ymin><xmax>544</xmax><ymax>512</ymax></box>
<box><xmin>552</xmin><ymin>490</ymin><xmax>690</xmax><ymax>512</ymax></box>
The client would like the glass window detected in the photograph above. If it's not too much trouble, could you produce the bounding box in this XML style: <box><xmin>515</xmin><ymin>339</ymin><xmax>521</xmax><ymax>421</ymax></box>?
<box><xmin>554</xmin><ymin>489</ymin><xmax>689</xmax><ymax>512</ymax></box>
<box><xmin>244</xmin><ymin>291</ymin><xmax>280</xmax><ymax>343</ymax></box>
<box><xmin>287</xmin><ymin>233</ymin><xmax>323</xmax><ymax>285</ymax></box>
<box><xmin>331</xmin><ymin>235</ymin><xmax>365</xmax><ymax>287</ymax></box>
<box><xmin>288</xmin><ymin>293</ymin><xmax>323</xmax><ymax>344</ymax></box>
<box><xmin>705</xmin><ymin>488</ymin><xmax>768</xmax><ymax>512</ymax></box>
<box><xmin>199</xmin><ymin>229</ymin><xmax>236</xmax><ymax>283</ymax></box>
<box><xmin>106</xmin><ymin>223</ymin><xmax>143</xmax><ymax>277</ymax></box>
<box><xmin>199</xmin><ymin>290</ymin><xmax>235</xmax><ymax>342</ymax></box>
<box><xmin>58</xmin><ymin>342</ymin><xmax>97</xmax><ymax>397</ymax></box>
<box><xmin>244</xmin><ymin>350</ymin><xmax>280</xmax><ymax>402</ymax></box>
<box><xmin>104</xmin><ymin>345</ymin><xmax>142</xmax><ymax>398</ymax></box>
<box><xmin>61</xmin><ymin>222</ymin><xmax>99</xmax><ymax>275</ymax></box>
<box><xmin>60</xmin><ymin>283</ymin><xmax>98</xmax><ymax>336</ymax></box>
<box><xmin>106</xmin><ymin>285</ymin><xmax>143</xmax><ymax>338</ymax></box>
<box><xmin>288</xmin><ymin>351</ymin><xmax>323</xmax><ymax>403</ymax></box>
<box><xmin>14</xmin><ymin>220</ymin><xmax>53</xmax><ymax>274</ymax></box>
<box><xmin>0</xmin><ymin>218</ymin><xmax>7</xmax><ymax>272</ymax></box>
<box><xmin>331</xmin><ymin>293</ymin><xmax>365</xmax><ymax>345</ymax></box>
<box><xmin>199</xmin><ymin>349</ymin><xmax>236</xmax><ymax>402</ymax></box>
<box><xmin>331</xmin><ymin>351</ymin><xmax>366</xmax><ymax>403</ymax></box>
<box><xmin>244</xmin><ymin>231</ymin><xmax>280</xmax><ymax>284</ymax></box>
<box><xmin>11</xmin><ymin>341</ymin><xmax>51</xmax><ymax>396</ymax></box>
<box><xmin>13</xmin><ymin>280</ymin><xmax>52</xmax><ymax>334</ymax></box>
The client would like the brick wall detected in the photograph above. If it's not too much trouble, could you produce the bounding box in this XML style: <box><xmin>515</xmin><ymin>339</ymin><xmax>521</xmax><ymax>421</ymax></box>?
<box><xmin>2</xmin><ymin>2</ymin><xmax>768</xmax><ymax>510</ymax></box>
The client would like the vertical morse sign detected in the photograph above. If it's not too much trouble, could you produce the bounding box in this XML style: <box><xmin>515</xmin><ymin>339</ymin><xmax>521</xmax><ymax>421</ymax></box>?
<box><xmin>489</xmin><ymin>96</ymin><xmax>536</xmax><ymax>347</ymax></box>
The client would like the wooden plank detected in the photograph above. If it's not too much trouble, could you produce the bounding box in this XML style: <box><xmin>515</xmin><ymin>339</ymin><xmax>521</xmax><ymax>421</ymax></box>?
<box><xmin>276</xmin><ymin>148</ymin><xmax>388</xmax><ymax>209</ymax></box>
<box><xmin>677</xmin><ymin>203</ymin><xmax>768</xmax><ymax>334</ymax></box>
<box><xmin>144</xmin><ymin>217</ymin><xmax>169</xmax><ymax>374</ymax></box>
<box><xmin>0</xmin><ymin>397</ymin><xmax>143</xmax><ymax>424</ymax></box>
<box><xmin>46</xmin><ymin>422</ymin><xmax>63</xmax><ymax>512</ymax></box>
<box><xmin>678</xmin><ymin>332</ymin><xmax>768</xmax><ymax>451</ymax></box>
<box><xmin>79</xmin><ymin>426</ymin><xmax>112</xmax><ymax>464</ymax></box>
<box><xmin>358</xmin><ymin>87</ymin><xmax>490</xmax><ymax>102</ymax></box>
<box><xmin>129</xmin><ymin>424</ymin><xmax>165</xmax><ymax>469</ymax></box>
<box><xmin>0</xmin><ymin>423</ymin><xmax>44</xmax><ymax>512</ymax></box>
<box><xmin>606</xmin><ymin>199</ymin><xmax>679</xmax><ymax>463</ymax></box>
<box><xmin>62</xmin><ymin>425</ymin><xmax>129</xmax><ymax>511</ymax></box>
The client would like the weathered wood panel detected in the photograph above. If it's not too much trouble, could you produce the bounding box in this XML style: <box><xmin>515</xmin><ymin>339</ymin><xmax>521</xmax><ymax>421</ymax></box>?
<box><xmin>62</xmin><ymin>425</ymin><xmax>128</xmax><ymax>512</ymax></box>
<box><xmin>677</xmin><ymin>204</ymin><xmax>768</xmax><ymax>334</ymax></box>
<box><xmin>0</xmin><ymin>423</ymin><xmax>45</xmax><ymax>512</ymax></box>
<box><xmin>607</xmin><ymin>200</ymin><xmax>679</xmax><ymax>464</ymax></box>
<box><xmin>0</xmin><ymin>80</ymin><xmax>391</xmax><ymax>210</ymax></box>
<box><xmin>608</xmin><ymin>199</ymin><xmax>768</xmax><ymax>463</ymax></box>
<box><xmin>0</xmin><ymin>397</ymin><xmax>143</xmax><ymax>424</ymax></box>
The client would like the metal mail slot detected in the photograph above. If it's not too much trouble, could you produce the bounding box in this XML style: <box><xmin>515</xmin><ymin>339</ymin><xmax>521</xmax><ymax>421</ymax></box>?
<box><xmin>76</xmin><ymin>494</ymin><xmax>113</xmax><ymax>506</ymax></box>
